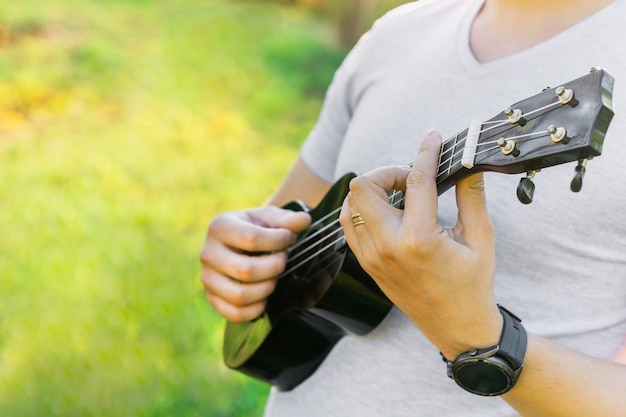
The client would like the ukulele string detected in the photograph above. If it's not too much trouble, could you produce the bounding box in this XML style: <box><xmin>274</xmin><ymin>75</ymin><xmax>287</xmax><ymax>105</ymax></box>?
<box><xmin>437</xmin><ymin>128</ymin><xmax>551</xmax><ymax>180</ymax></box>
<box><xmin>293</xmin><ymin>99</ymin><xmax>562</xmax><ymax>246</ymax></box>
<box><xmin>280</xmin><ymin>194</ymin><xmax>406</xmax><ymax>279</ymax></box>
<box><xmin>283</xmin><ymin>102</ymin><xmax>561</xmax><ymax>272</ymax></box>
<box><xmin>283</xmin><ymin>131</ymin><xmax>551</xmax><ymax>275</ymax></box>
<box><xmin>281</xmin><ymin>231</ymin><xmax>343</xmax><ymax>278</ymax></box>
<box><xmin>282</xmin><ymin>239</ymin><xmax>351</xmax><ymax>284</ymax></box>
<box><xmin>287</xmin><ymin>131</ymin><xmax>473</xmax><ymax>256</ymax></box>
<box><xmin>285</xmin><ymin>186</ymin><xmax>406</xmax><ymax>260</ymax></box>
<box><xmin>288</xmin><ymin>119</ymin><xmax>502</xmax><ymax>254</ymax></box>
<box><xmin>436</xmin><ymin>101</ymin><xmax>561</xmax><ymax>173</ymax></box>
<box><xmin>283</xmin><ymin>130</ymin><xmax>551</xmax><ymax>276</ymax></box>
<box><xmin>286</xmin><ymin>128</ymin><xmax>471</xmax><ymax>256</ymax></box>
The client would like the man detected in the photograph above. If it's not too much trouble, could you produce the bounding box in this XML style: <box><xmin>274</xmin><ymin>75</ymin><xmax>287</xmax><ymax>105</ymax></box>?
<box><xmin>201</xmin><ymin>0</ymin><xmax>626</xmax><ymax>415</ymax></box>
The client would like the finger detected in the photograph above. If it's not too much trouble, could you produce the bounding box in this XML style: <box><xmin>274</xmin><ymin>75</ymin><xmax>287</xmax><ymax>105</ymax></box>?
<box><xmin>340</xmin><ymin>183</ymin><xmax>402</xmax><ymax>273</ymax></box>
<box><xmin>200</xmin><ymin>239</ymin><xmax>288</xmax><ymax>282</ymax></box>
<box><xmin>344</xmin><ymin>165</ymin><xmax>410</xmax><ymax>239</ymax></box>
<box><xmin>403</xmin><ymin>130</ymin><xmax>443</xmax><ymax>231</ymax></box>
<box><xmin>206</xmin><ymin>292</ymin><xmax>267</xmax><ymax>323</ymax></box>
<box><xmin>202</xmin><ymin>268</ymin><xmax>277</xmax><ymax>307</ymax></box>
<box><xmin>249</xmin><ymin>205</ymin><xmax>312</xmax><ymax>232</ymax></box>
<box><xmin>210</xmin><ymin>207</ymin><xmax>310</xmax><ymax>253</ymax></box>
<box><xmin>349</xmin><ymin>165</ymin><xmax>412</xmax><ymax>202</ymax></box>
<box><xmin>339</xmin><ymin>193</ymin><xmax>366</xmax><ymax>257</ymax></box>
<box><xmin>454</xmin><ymin>172</ymin><xmax>494</xmax><ymax>248</ymax></box>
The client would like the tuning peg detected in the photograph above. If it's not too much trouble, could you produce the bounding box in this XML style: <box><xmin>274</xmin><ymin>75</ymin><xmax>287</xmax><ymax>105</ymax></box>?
<box><xmin>497</xmin><ymin>137</ymin><xmax>520</xmax><ymax>156</ymax></box>
<box><xmin>570</xmin><ymin>159</ymin><xmax>588</xmax><ymax>192</ymax></box>
<box><xmin>547</xmin><ymin>125</ymin><xmax>568</xmax><ymax>143</ymax></box>
<box><xmin>555</xmin><ymin>86</ymin><xmax>574</xmax><ymax>105</ymax></box>
<box><xmin>504</xmin><ymin>107</ymin><xmax>523</xmax><ymax>124</ymax></box>
<box><xmin>517</xmin><ymin>171</ymin><xmax>537</xmax><ymax>204</ymax></box>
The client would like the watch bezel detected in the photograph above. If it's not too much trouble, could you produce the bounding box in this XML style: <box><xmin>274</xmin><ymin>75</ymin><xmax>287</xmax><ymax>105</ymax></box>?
<box><xmin>450</xmin><ymin>352</ymin><xmax>519</xmax><ymax>396</ymax></box>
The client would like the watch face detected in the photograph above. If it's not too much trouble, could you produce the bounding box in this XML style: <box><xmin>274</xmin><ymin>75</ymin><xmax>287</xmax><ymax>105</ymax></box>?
<box><xmin>454</xmin><ymin>360</ymin><xmax>513</xmax><ymax>396</ymax></box>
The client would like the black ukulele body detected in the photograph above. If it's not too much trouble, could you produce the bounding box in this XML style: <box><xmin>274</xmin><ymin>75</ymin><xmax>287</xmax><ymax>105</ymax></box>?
<box><xmin>223</xmin><ymin>173</ymin><xmax>393</xmax><ymax>391</ymax></box>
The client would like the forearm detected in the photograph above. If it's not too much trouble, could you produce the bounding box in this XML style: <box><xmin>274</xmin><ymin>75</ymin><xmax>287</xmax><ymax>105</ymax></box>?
<box><xmin>267</xmin><ymin>156</ymin><xmax>331</xmax><ymax>208</ymax></box>
<box><xmin>504</xmin><ymin>333</ymin><xmax>626</xmax><ymax>417</ymax></box>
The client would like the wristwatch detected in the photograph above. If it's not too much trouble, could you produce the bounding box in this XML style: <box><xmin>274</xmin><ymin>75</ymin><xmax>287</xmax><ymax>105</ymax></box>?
<box><xmin>441</xmin><ymin>305</ymin><xmax>527</xmax><ymax>396</ymax></box>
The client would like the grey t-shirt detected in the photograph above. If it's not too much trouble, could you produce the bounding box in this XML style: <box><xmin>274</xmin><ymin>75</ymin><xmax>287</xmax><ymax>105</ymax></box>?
<box><xmin>265</xmin><ymin>0</ymin><xmax>626</xmax><ymax>415</ymax></box>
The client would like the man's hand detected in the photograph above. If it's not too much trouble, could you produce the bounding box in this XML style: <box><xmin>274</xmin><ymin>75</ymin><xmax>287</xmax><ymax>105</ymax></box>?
<box><xmin>200</xmin><ymin>206</ymin><xmax>311</xmax><ymax>322</ymax></box>
<box><xmin>339</xmin><ymin>130</ymin><xmax>502</xmax><ymax>359</ymax></box>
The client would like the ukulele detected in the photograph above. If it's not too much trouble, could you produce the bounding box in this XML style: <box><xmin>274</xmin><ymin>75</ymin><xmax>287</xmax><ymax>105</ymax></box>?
<box><xmin>222</xmin><ymin>68</ymin><xmax>615</xmax><ymax>391</ymax></box>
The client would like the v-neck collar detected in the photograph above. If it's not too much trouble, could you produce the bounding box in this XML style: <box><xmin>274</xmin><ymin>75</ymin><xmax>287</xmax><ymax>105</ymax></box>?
<box><xmin>456</xmin><ymin>0</ymin><xmax>623</xmax><ymax>77</ymax></box>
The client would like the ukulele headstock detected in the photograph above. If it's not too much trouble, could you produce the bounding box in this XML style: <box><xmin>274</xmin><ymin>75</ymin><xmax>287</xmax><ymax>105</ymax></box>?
<box><xmin>438</xmin><ymin>68</ymin><xmax>615</xmax><ymax>203</ymax></box>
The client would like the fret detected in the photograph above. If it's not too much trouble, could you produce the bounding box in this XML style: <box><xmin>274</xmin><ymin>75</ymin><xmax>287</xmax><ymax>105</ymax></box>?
<box><xmin>388</xmin><ymin>189</ymin><xmax>405</xmax><ymax>210</ymax></box>
<box><xmin>447</xmin><ymin>133</ymin><xmax>460</xmax><ymax>177</ymax></box>
<box><xmin>436</xmin><ymin>128</ymin><xmax>468</xmax><ymax>186</ymax></box>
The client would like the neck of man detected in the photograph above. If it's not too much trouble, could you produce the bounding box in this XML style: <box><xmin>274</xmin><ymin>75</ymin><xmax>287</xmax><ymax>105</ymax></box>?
<box><xmin>471</xmin><ymin>0</ymin><xmax>617</xmax><ymax>63</ymax></box>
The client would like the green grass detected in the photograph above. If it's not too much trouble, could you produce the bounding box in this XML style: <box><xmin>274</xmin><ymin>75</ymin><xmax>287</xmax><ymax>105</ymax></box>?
<box><xmin>0</xmin><ymin>1</ymin><xmax>346</xmax><ymax>415</ymax></box>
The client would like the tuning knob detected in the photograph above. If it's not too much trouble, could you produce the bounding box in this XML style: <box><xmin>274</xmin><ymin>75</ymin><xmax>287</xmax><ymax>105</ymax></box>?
<box><xmin>517</xmin><ymin>171</ymin><xmax>537</xmax><ymax>204</ymax></box>
<box><xmin>570</xmin><ymin>159</ymin><xmax>588</xmax><ymax>192</ymax></box>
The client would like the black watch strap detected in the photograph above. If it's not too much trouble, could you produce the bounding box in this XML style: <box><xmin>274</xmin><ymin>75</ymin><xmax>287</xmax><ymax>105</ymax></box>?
<box><xmin>496</xmin><ymin>305</ymin><xmax>527</xmax><ymax>369</ymax></box>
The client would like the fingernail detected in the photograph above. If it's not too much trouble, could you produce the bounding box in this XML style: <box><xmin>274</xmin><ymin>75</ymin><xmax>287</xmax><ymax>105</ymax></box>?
<box><xmin>424</xmin><ymin>129</ymin><xmax>442</xmax><ymax>146</ymax></box>
<box><xmin>426</xmin><ymin>129</ymin><xmax>441</xmax><ymax>139</ymax></box>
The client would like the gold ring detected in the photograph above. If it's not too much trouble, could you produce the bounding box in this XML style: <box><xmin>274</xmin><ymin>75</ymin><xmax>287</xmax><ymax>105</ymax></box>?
<box><xmin>351</xmin><ymin>212</ymin><xmax>365</xmax><ymax>226</ymax></box>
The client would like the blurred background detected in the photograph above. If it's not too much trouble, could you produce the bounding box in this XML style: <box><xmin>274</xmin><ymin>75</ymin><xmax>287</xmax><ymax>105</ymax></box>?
<box><xmin>0</xmin><ymin>0</ymin><xmax>408</xmax><ymax>416</ymax></box>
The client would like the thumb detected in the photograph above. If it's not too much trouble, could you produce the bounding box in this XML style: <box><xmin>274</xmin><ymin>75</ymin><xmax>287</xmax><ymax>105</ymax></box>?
<box><xmin>279</xmin><ymin>210</ymin><xmax>312</xmax><ymax>233</ymax></box>
<box><xmin>455</xmin><ymin>172</ymin><xmax>493</xmax><ymax>246</ymax></box>
<box><xmin>250</xmin><ymin>206</ymin><xmax>311</xmax><ymax>233</ymax></box>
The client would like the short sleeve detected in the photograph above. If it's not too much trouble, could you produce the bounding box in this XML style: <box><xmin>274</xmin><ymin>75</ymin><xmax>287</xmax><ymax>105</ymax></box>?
<box><xmin>298</xmin><ymin>47</ymin><xmax>359</xmax><ymax>183</ymax></box>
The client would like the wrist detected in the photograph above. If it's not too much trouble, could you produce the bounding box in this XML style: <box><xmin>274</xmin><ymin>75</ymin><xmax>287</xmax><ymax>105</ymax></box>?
<box><xmin>442</xmin><ymin>305</ymin><xmax>528</xmax><ymax>396</ymax></box>
<box><xmin>438</xmin><ymin>304</ymin><xmax>503</xmax><ymax>360</ymax></box>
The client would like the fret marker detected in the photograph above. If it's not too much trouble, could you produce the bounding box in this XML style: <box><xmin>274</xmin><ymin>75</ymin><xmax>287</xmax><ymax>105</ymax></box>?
<box><xmin>461</xmin><ymin>120</ymin><xmax>482</xmax><ymax>169</ymax></box>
